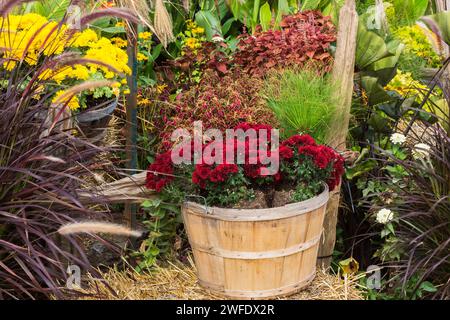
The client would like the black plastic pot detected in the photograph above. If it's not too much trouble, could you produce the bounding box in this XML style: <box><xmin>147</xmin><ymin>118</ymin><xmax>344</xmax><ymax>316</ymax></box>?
<box><xmin>76</xmin><ymin>98</ymin><xmax>118</xmax><ymax>144</ymax></box>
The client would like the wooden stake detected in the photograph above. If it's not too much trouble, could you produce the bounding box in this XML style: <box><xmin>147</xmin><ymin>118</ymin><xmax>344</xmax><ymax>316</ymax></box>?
<box><xmin>318</xmin><ymin>0</ymin><xmax>358</xmax><ymax>268</ymax></box>
<box><xmin>125</xmin><ymin>22</ymin><xmax>139</xmax><ymax>247</ymax></box>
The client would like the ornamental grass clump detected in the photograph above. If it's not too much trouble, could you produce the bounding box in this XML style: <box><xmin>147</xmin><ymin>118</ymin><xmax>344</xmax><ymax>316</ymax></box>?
<box><xmin>0</xmin><ymin>0</ymin><xmax>138</xmax><ymax>300</ymax></box>
<box><xmin>145</xmin><ymin>123</ymin><xmax>344</xmax><ymax>208</ymax></box>
<box><xmin>369</xmin><ymin>124</ymin><xmax>450</xmax><ymax>299</ymax></box>
<box><xmin>264</xmin><ymin>69</ymin><xmax>337</xmax><ymax>143</ymax></box>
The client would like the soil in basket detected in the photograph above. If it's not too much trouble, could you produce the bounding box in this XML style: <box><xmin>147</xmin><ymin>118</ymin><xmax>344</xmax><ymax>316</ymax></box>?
<box><xmin>272</xmin><ymin>187</ymin><xmax>296</xmax><ymax>208</ymax></box>
<box><xmin>230</xmin><ymin>184</ymin><xmax>300</xmax><ymax>209</ymax></box>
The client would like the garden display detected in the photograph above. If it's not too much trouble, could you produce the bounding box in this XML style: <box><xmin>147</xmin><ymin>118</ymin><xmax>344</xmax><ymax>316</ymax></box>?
<box><xmin>0</xmin><ymin>0</ymin><xmax>449</xmax><ymax>303</ymax></box>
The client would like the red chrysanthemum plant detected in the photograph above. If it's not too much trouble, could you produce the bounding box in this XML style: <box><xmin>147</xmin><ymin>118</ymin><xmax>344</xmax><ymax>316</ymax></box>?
<box><xmin>146</xmin><ymin>122</ymin><xmax>345</xmax><ymax>207</ymax></box>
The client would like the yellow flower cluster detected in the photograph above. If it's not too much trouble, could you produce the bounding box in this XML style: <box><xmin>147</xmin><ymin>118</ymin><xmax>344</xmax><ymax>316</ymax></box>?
<box><xmin>0</xmin><ymin>14</ymin><xmax>133</xmax><ymax>112</ymax></box>
<box><xmin>385</xmin><ymin>70</ymin><xmax>428</xmax><ymax>98</ymax></box>
<box><xmin>186</xmin><ymin>20</ymin><xmax>204</xmax><ymax>35</ymax></box>
<box><xmin>137</xmin><ymin>52</ymin><xmax>148</xmax><ymax>61</ymax></box>
<box><xmin>394</xmin><ymin>25</ymin><xmax>442</xmax><ymax>67</ymax></box>
<box><xmin>111</xmin><ymin>37</ymin><xmax>128</xmax><ymax>48</ymax></box>
<box><xmin>0</xmin><ymin>14</ymin><xmax>68</xmax><ymax>70</ymax></box>
<box><xmin>84</xmin><ymin>36</ymin><xmax>131</xmax><ymax>78</ymax></box>
<box><xmin>0</xmin><ymin>14</ymin><xmax>131</xmax><ymax>78</ymax></box>
<box><xmin>71</xmin><ymin>29</ymin><xmax>98</xmax><ymax>48</ymax></box>
<box><xmin>52</xmin><ymin>90</ymin><xmax>80</xmax><ymax>111</ymax></box>
<box><xmin>139</xmin><ymin>31</ymin><xmax>152</xmax><ymax>40</ymax></box>
<box><xmin>181</xmin><ymin>20</ymin><xmax>205</xmax><ymax>52</ymax></box>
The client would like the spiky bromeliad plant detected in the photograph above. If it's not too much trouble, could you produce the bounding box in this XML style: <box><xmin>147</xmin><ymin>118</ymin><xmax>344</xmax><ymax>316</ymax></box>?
<box><xmin>0</xmin><ymin>0</ymin><xmax>138</xmax><ymax>299</ymax></box>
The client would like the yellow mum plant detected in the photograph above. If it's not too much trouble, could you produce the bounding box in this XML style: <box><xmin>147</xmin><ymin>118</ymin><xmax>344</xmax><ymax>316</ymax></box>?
<box><xmin>0</xmin><ymin>14</ymin><xmax>131</xmax><ymax>112</ymax></box>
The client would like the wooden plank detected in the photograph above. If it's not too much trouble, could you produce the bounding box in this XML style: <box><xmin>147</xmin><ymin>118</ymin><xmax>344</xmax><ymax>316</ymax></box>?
<box><xmin>319</xmin><ymin>0</ymin><xmax>358</xmax><ymax>268</ymax></box>
<box><xmin>329</xmin><ymin>0</ymin><xmax>358</xmax><ymax>151</ymax></box>
<box><xmin>77</xmin><ymin>171</ymin><xmax>156</xmax><ymax>203</ymax></box>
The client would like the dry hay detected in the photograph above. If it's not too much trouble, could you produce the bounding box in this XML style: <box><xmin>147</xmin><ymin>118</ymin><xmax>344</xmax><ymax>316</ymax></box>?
<box><xmin>80</xmin><ymin>258</ymin><xmax>365</xmax><ymax>300</ymax></box>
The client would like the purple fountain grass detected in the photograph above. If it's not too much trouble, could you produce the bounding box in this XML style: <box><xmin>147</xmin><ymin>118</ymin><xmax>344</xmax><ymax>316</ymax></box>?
<box><xmin>0</xmin><ymin>0</ymin><xmax>137</xmax><ymax>299</ymax></box>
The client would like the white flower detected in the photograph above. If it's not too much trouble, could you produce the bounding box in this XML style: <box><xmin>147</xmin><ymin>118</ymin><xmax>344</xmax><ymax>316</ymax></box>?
<box><xmin>390</xmin><ymin>133</ymin><xmax>406</xmax><ymax>145</ymax></box>
<box><xmin>376</xmin><ymin>208</ymin><xmax>394</xmax><ymax>224</ymax></box>
<box><xmin>412</xmin><ymin>143</ymin><xmax>431</xmax><ymax>159</ymax></box>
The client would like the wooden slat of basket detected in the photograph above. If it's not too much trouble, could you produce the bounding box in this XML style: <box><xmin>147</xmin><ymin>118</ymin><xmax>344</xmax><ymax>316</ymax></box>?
<box><xmin>78</xmin><ymin>172</ymin><xmax>156</xmax><ymax>203</ymax></box>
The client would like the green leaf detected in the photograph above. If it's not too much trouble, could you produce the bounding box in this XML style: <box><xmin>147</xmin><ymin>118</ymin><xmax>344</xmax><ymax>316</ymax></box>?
<box><xmin>394</xmin><ymin>0</ymin><xmax>428</xmax><ymax>26</ymax></box>
<box><xmin>98</xmin><ymin>26</ymin><xmax>126</xmax><ymax>34</ymax></box>
<box><xmin>149</xmin><ymin>247</ymin><xmax>160</xmax><ymax>256</ymax></box>
<box><xmin>360</xmin><ymin>76</ymin><xmax>394</xmax><ymax>106</ymax></box>
<box><xmin>31</xmin><ymin>0</ymin><xmax>70</xmax><ymax>20</ymax></box>
<box><xmin>252</xmin><ymin>0</ymin><xmax>261</xmax><ymax>27</ymax></box>
<box><xmin>345</xmin><ymin>159</ymin><xmax>377</xmax><ymax>180</ymax></box>
<box><xmin>275</xmin><ymin>0</ymin><xmax>290</xmax><ymax>26</ymax></box>
<box><xmin>141</xmin><ymin>198</ymin><xmax>162</xmax><ymax>209</ymax></box>
<box><xmin>386</xmin><ymin>222</ymin><xmax>395</xmax><ymax>235</ymax></box>
<box><xmin>259</xmin><ymin>2</ymin><xmax>272</xmax><ymax>32</ymax></box>
<box><xmin>221</xmin><ymin>17</ymin><xmax>236</xmax><ymax>35</ymax></box>
<box><xmin>301</xmin><ymin>0</ymin><xmax>321</xmax><ymax>10</ymax></box>
<box><xmin>195</xmin><ymin>10</ymin><xmax>223</xmax><ymax>40</ymax></box>
<box><xmin>420</xmin><ymin>281</ymin><xmax>437</xmax><ymax>293</ymax></box>
<box><xmin>151</xmin><ymin>44</ymin><xmax>163</xmax><ymax>62</ymax></box>
<box><xmin>356</xmin><ymin>24</ymin><xmax>392</xmax><ymax>70</ymax></box>
<box><xmin>368</xmin><ymin>113</ymin><xmax>391</xmax><ymax>133</ymax></box>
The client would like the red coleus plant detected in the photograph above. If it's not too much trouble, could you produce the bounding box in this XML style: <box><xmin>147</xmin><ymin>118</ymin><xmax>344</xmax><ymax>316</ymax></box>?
<box><xmin>146</xmin><ymin>122</ymin><xmax>345</xmax><ymax>206</ymax></box>
<box><xmin>234</xmin><ymin>11</ymin><xmax>336</xmax><ymax>77</ymax></box>
<box><xmin>155</xmin><ymin>70</ymin><xmax>278</xmax><ymax>152</ymax></box>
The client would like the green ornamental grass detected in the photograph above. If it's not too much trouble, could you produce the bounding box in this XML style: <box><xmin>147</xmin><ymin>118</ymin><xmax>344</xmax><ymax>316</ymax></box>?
<box><xmin>264</xmin><ymin>69</ymin><xmax>337</xmax><ymax>144</ymax></box>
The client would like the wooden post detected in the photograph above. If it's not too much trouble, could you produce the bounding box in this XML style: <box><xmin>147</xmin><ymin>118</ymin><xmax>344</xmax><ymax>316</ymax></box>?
<box><xmin>318</xmin><ymin>0</ymin><xmax>358</xmax><ymax>268</ymax></box>
<box><xmin>124</xmin><ymin>22</ymin><xmax>139</xmax><ymax>247</ymax></box>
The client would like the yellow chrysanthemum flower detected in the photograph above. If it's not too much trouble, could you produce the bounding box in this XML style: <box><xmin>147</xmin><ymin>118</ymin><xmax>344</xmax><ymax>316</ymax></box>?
<box><xmin>111</xmin><ymin>37</ymin><xmax>128</xmax><ymax>48</ymax></box>
<box><xmin>185</xmin><ymin>38</ymin><xmax>199</xmax><ymax>49</ymax></box>
<box><xmin>138</xmin><ymin>31</ymin><xmax>152</xmax><ymax>40</ymax></box>
<box><xmin>52</xmin><ymin>90</ymin><xmax>80</xmax><ymax>111</ymax></box>
<box><xmin>137</xmin><ymin>52</ymin><xmax>148</xmax><ymax>61</ymax></box>
<box><xmin>72</xmin><ymin>29</ymin><xmax>99</xmax><ymax>48</ymax></box>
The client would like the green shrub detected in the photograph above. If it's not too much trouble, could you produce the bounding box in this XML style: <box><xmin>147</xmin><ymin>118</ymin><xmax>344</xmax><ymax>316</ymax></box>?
<box><xmin>263</xmin><ymin>69</ymin><xmax>337</xmax><ymax>143</ymax></box>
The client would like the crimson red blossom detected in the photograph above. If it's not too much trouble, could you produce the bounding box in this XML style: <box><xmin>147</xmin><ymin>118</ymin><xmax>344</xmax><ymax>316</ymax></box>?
<box><xmin>145</xmin><ymin>122</ymin><xmax>345</xmax><ymax>193</ymax></box>
<box><xmin>145</xmin><ymin>151</ymin><xmax>174</xmax><ymax>192</ymax></box>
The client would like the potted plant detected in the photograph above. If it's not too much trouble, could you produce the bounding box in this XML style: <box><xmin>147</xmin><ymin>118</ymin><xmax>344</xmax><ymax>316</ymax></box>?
<box><xmin>46</xmin><ymin>27</ymin><xmax>131</xmax><ymax>141</ymax></box>
<box><xmin>0</xmin><ymin>14</ymin><xmax>130</xmax><ymax>141</ymax></box>
<box><xmin>145</xmin><ymin>122</ymin><xmax>345</xmax><ymax>298</ymax></box>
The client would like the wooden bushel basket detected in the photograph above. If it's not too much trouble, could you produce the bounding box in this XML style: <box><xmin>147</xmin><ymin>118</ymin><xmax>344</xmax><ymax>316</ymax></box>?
<box><xmin>182</xmin><ymin>185</ymin><xmax>329</xmax><ymax>299</ymax></box>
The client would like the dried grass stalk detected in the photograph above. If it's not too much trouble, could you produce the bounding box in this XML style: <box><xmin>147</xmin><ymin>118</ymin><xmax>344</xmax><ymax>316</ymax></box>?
<box><xmin>154</xmin><ymin>0</ymin><xmax>174</xmax><ymax>47</ymax></box>
<box><xmin>80</xmin><ymin>258</ymin><xmax>365</xmax><ymax>300</ymax></box>
<box><xmin>58</xmin><ymin>222</ymin><xmax>143</xmax><ymax>237</ymax></box>
<box><xmin>115</xmin><ymin>0</ymin><xmax>154</xmax><ymax>36</ymax></box>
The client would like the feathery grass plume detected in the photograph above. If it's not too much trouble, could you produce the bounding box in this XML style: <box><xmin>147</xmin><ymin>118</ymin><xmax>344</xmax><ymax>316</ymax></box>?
<box><xmin>154</xmin><ymin>0</ymin><xmax>174</xmax><ymax>47</ymax></box>
<box><xmin>416</xmin><ymin>21</ymin><xmax>448</xmax><ymax>57</ymax></box>
<box><xmin>0</xmin><ymin>0</ymin><xmax>141</xmax><ymax>299</ymax></box>
<box><xmin>435</xmin><ymin>0</ymin><xmax>450</xmax><ymax>12</ymax></box>
<box><xmin>58</xmin><ymin>222</ymin><xmax>143</xmax><ymax>237</ymax></box>
<box><xmin>0</xmin><ymin>0</ymin><xmax>31</xmax><ymax>16</ymax></box>
<box><xmin>182</xmin><ymin>0</ymin><xmax>190</xmax><ymax>12</ymax></box>
<box><xmin>53</xmin><ymin>80</ymin><xmax>114</xmax><ymax>104</ymax></box>
<box><xmin>115</xmin><ymin>0</ymin><xmax>154</xmax><ymax>33</ymax></box>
